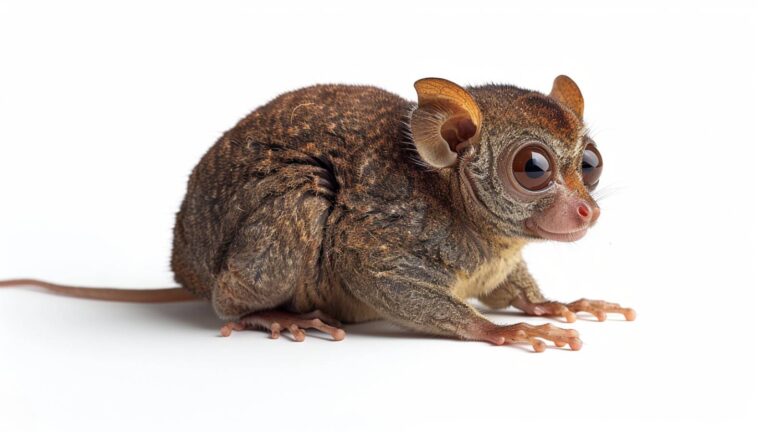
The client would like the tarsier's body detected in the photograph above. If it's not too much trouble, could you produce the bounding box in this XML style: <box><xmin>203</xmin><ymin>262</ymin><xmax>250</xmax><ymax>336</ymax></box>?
<box><xmin>169</xmin><ymin>76</ymin><xmax>634</xmax><ymax>350</ymax></box>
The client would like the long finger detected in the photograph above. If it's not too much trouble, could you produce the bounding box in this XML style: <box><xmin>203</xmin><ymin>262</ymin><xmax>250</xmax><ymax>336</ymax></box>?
<box><xmin>306</xmin><ymin>318</ymin><xmax>346</xmax><ymax>341</ymax></box>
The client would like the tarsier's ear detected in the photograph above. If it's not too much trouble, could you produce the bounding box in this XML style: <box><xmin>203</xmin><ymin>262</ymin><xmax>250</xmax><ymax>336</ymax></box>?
<box><xmin>549</xmin><ymin>75</ymin><xmax>584</xmax><ymax>119</ymax></box>
<box><xmin>411</xmin><ymin>78</ymin><xmax>483</xmax><ymax>168</ymax></box>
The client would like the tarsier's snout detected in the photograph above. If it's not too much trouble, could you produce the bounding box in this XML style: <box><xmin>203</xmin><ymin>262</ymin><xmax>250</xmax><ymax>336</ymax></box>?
<box><xmin>525</xmin><ymin>188</ymin><xmax>600</xmax><ymax>242</ymax></box>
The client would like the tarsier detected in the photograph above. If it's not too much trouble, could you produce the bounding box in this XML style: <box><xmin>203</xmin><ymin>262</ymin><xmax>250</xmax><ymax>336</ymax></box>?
<box><xmin>1</xmin><ymin>76</ymin><xmax>634</xmax><ymax>352</ymax></box>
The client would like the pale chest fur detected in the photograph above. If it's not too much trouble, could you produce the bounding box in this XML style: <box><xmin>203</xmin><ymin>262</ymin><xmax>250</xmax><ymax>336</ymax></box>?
<box><xmin>450</xmin><ymin>239</ymin><xmax>527</xmax><ymax>300</ymax></box>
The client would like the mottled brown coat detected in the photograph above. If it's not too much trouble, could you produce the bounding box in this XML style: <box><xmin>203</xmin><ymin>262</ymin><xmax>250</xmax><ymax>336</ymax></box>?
<box><xmin>170</xmin><ymin>78</ymin><xmax>628</xmax><ymax>346</ymax></box>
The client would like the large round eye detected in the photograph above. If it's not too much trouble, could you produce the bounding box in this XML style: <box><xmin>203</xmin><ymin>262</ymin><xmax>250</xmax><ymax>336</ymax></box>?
<box><xmin>511</xmin><ymin>145</ymin><xmax>554</xmax><ymax>191</ymax></box>
<box><xmin>581</xmin><ymin>143</ymin><xmax>603</xmax><ymax>187</ymax></box>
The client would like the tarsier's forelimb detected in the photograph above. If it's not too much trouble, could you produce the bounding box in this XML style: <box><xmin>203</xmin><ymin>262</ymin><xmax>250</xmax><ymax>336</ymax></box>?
<box><xmin>479</xmin><ymin>261</ymin><xmax>636</xmax><ymax>323</ymax></box>
<box><xmin>337</xmin><ymin>247</ymin><xmax>582</xmax><ymax>352</ymax></box>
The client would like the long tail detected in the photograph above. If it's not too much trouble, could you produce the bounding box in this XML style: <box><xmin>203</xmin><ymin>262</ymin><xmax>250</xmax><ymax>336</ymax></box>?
<box><xmin>0</xmin><ymin>278</ymin><xmax>199</xmax><ymax>303</ymax></box>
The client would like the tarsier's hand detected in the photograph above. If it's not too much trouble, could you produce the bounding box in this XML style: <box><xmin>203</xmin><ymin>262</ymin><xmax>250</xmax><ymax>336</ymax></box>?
<box><xmin>512</xmin><ymin>297</ymin><xmax>636</xmax><ymax>323</ymax></box>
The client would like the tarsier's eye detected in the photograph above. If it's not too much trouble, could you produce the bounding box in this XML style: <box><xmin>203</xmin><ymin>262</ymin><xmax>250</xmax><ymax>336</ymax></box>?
<box><xmin>511</xmin><ymin>145</ymin><xmax>555</xmax><ymax>191</ymax></box>
<box><xmin>581</xmin><ymin>143</ymin><xmax>603</xmax><ymax>187</ymax></box>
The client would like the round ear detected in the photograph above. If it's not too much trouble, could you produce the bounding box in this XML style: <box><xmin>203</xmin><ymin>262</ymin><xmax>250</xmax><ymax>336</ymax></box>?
<box><xmin>411</xmin><ymin>78</ymin><xmax>483</xmax><ymax>168</ymax></box>
<box><xmin>549</xmin><ymin>75</ymin><xmax>584</xmax><ymax>119</ymax></box>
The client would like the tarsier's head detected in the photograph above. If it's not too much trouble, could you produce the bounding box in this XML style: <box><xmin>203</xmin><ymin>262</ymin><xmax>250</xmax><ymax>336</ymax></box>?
<box><xmin>410</xmin><ymin>76</ymin><xmax>602</xmax><ymax>242</ymax></box>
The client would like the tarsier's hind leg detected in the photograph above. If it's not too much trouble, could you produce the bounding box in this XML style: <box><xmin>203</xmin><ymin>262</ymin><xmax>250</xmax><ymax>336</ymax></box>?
<box><xmin>212</xmin><ymin>169</ymin><xmax>341</xmax><ymax>340</ymax></box>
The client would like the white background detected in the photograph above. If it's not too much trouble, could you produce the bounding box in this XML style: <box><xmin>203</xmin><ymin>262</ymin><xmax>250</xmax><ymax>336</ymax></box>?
<box><xmin>1</xmin><ymin>1</ymin><xmax>764</xmax><ymax>431</ymax></box>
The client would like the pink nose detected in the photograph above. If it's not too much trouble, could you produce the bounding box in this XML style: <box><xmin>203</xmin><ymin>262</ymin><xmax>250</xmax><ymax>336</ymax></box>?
<box><xmin>577</xmin><ymin>203</ymin><xmax>600</xmax><ymax>223</ymax></box>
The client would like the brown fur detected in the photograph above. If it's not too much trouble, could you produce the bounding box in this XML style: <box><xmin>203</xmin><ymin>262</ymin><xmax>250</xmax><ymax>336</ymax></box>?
<box><xmin>170</xmin><ymin>78</ymin><xmax>595</xmax><ymax>338</ymax></box>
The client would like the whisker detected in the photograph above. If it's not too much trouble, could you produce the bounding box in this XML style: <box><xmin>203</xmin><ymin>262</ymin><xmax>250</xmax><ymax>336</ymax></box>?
<box><xmin>591</xmin><ymin>183</ymin><xmax>627</xmax><ymax>202</ymax></box>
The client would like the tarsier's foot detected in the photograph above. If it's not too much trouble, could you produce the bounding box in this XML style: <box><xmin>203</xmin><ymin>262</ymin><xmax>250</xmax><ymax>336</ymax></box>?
<box><xmin>474</xmin><ymin>322</ymin><xmax>582</xmax><ymax>352</ymax></box>
<box><xmin>512</xmin><ymin>297</ymin><xmax>636</xmax><ymax>323</ymax></box>
<box><xmin>220</xmin><ymin>309</ymin><xmax>345</xmax><ymax>341</ymax></box>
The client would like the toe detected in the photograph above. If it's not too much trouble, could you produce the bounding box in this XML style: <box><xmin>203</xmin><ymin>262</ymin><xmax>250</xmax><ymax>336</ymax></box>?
<box><xmin>288</xmin><ymin>324</ymin><xmax>306</xmax><ymax>342</ymax></box>
<box><xmin>331</xmin><ymin>328</ymin><xmax>346</xmax><ymax>341</ymax></box>
<box><xmin>530</xmin><ymin>338</ymin><xmax>547</xmax><ymax>353</ymax></box>
<box><xmin>219</xmin><ymin>322</ymin><xmax>246</xmax><ymax>337</ymax></box>
<box><xmin>220</xmin><ymin>324</ymin><xmax>234</xmax><ymax>337</ymax></box>
<box><xmin>563</xmin><ymin>310</ymin><xmax>577</xmax><ymax>323</ymax></box>
<box><xmin>269</xmin><ymin>322</ymin><xmax>282</xmax><ymax>339</ymax></box>
<box><xmin>569</xmin><ymin>338</ymin><xmax>583</xmax><ymax>351</ymax></box>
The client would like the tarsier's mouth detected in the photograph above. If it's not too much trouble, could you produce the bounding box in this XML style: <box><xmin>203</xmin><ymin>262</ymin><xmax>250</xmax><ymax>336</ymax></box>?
<box><xmin>524</xmin><ymin>219</ymin><xmax>589</xmax><ymax>242</ymax></box>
